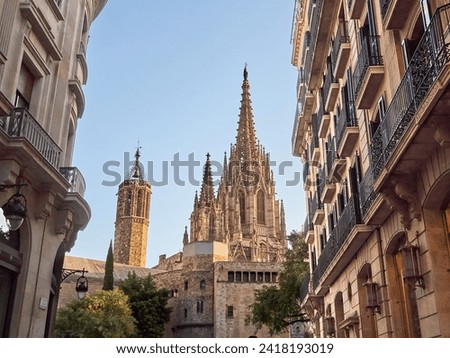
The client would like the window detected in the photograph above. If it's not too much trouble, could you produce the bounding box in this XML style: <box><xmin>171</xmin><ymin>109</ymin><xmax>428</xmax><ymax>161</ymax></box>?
<box><xmin>125</xmin><ymin>190</ymin><xmax>132</xmax><ymax>216</ymax></box>
<box><xmin>250</xmin><ymin>272</ymin><xmax>256</xmax><ymax>282</ymax></box>
<box><xmin>197</xmin><ymin>301</ymin><xmax>204</xmax><ymax>314</ymax></box>
<box><xmin>257</xmin><ymin>191</ymin><xmax>265</xmax><ymax>224</ymax></box>
<box><xmin>235</xmin><ymin>272</ymin><xmax>242</xmax><ymax>282</ymax></box>
<box><xmin>200</xmin><ymin>280</ymin><xmax>206</xmax><ymax>289</ymax></box>
<box><xmin>243</xmin><ymin>272</ymin><xmax>249</xmax><ymax>282</ymax></box>
<box><xmin>184</xmin><ymin>308</ymin><xmax>188</xmax><ymax>318</ymax></box>
<box><xmin>264</xmin><ymin>272</ymin><xmax>271</xmax><ymax>282</ymax></box>
<box><xmin>15</xmin><ymin>63</ymin><xmax>35</xmax><ymax>109</ymax></box>
<box><xmin>227</xmin><ymin>305</ymin><xmax>234</xmax><ymax>318</ymax></box>
<box><xmin>184</xmin><ymin>281</ymin><xmax>188</xmax><ymax>290</ymax></box>
<box><xmin>272</xmin><ymin>272</ymin><xmax>278</xmax><ymax>283</ymax></box>
<box><xmin>239</xmin><ymin>192</ymin><xmax>246</xmax><ymax>224</ymax></box>
<box><xmin>257</xmin><ymin>272</ymin><xmax>263</xmax><ymax>282</ymax></box>
<box><xmin>228</xmin><ymin>271</ymin><xmax>234</xmax><ymax>282</ymax></box>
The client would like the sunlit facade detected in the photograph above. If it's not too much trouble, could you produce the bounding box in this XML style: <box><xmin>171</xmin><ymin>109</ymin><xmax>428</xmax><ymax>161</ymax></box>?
<box><xmin>0</xmin><ymin>0</ymin><xmax>107</xmax><ymax>337</ymax></box>
<box><xmin>291</xmin><ymin>0</ymin><xmax>450</xmax><ymax>337</ymax></box>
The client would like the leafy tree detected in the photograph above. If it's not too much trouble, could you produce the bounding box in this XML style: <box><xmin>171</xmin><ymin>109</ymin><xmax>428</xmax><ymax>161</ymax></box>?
<box><xmin>119</xmin><ymin>272</ymin><xmax>172</xmax><ymax>338</ymax></box>
<box><xmin>247</xmin><ymin>230</ymin><xmax>309</xmax><ymax>335</ymax></box>
<box><xmin>55</xmin><ymin>289</ymin><xmax>136</xmax><ymax>338</ymax></box>
<box><xmin>103</xmin><ymin>240</ymin><xmax>114</xmax><ymax>291</ymax></box>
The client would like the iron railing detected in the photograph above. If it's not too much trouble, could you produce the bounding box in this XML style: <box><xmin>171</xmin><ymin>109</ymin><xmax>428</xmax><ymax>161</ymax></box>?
<box><xmin>335</xmin><ymin>98</ymin><xmax>357</xmax><ymax>151</ymax></box>
<box><xmin>0</xmin><ymin>108</ymin><xmax>61</xmax><ymax>168</ymax></box>
<box><xmin>323</xmin><ymin>68</ymin><xmax>337</xmax><ymax>107</ymax></box>
<box><xmin>379</xmin><ymin>0</ymin><xmax>391</xmax><ymax>20</ymax></box>
<box><xmin>371</xmin><ymin>4</ymin><xmax>450</xmax><ymax>178</ymax></box>
<box><xmin>313</xmin><ymin>195</ymin><xmax>362</xmax><ymax>288</ymax></box>
<box><xmin>303</xmin><ymin>159</ymin><xmax>310</xmax><ymax>184</ymax></box>
<box><xmin>352</xmin><ymin>34</ymin><xmax>383</xmax><ymax>101</ymax></box>
<box><xmin>359</xmin><ymin>166</ymin><xmax>376</xmax><ymax>218</ymax></box>
<box><xmin>60</xmin><ymin>167</ymin><xmax>86</xmax><ymax>196</ymax></box>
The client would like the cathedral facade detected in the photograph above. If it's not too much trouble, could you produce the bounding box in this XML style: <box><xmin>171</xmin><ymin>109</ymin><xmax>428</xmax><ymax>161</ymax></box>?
<box><xmin>150</xmin><ymin>67</ymin><xmax>288</xmax><ymax>337</ymax></box>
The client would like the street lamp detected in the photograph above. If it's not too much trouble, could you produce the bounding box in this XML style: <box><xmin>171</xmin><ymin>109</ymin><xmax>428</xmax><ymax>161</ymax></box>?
<box><xmin>1</xmin><ymin>184</ymin><xmax>28</xmax><ymax>231</ymax></box>
<box><xmin>61</xmin><ymin>268</ymin><xmax>89</xmax><ymax>299</ymax></box>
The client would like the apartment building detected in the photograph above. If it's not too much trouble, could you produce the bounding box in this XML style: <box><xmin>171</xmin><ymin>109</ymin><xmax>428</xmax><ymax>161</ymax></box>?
<box><xmin>0</xmin><ymin>0</ymin><xmax>107</xmax><ymax>337</ymax></box>
<box><xmin>291</xmin><ymin>0</ymin><xmax>450</xmax><ymax>337</ymax></box>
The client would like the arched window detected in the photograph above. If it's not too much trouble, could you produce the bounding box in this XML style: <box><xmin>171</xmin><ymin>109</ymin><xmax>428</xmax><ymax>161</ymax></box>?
<box><xmin>200</xmin><ymin>280</ymin><xmax>206</xmax><ymax>289</ymax></box>
<box><xmin>137</xmin><ymin>190</ymin><xmax>143</xmax><ymax>217</ymax></box>
<box><xmin>257</xmin><ymin>191</ymin><xmax>265</xmax><ymax>224</ymax></box>
<box><xmin>239</xmin><ymin>192</ymin><xmax>245</xmax><ymax>224</ymax></box>
<box><xmin>125</xmin><ymin>190</ymin><xmax>132</xmax><ymax>216</ymax></box>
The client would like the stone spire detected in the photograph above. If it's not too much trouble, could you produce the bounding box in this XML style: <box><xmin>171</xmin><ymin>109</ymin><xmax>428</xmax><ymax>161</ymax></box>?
<box><xmin>199</xmin><ymin>153</ymin><xmax>215</xmax><ymax>206</ymax></box>
<box><xmin>234</xmin><ymin>65</ymin><xmax>258</xmax><ymax>163</ymax></box>
<box><xmin>183</xmin><ymin>226</ymin><xmax>189</xmax><ymax>246</ymax></box>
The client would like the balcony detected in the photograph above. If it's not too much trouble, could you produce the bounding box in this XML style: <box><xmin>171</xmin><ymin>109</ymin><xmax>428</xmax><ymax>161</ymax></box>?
<box><xmin>0</xmin><ymin>108</ymin><xmax>61</xmax><ymax>168</ymax></box>
<box><xmin>370</xmin><ymin>4</ymin><xmax>450</xmax><ymax>180</ymax></box>
<box><xmin>348</xmin><ymin>0</ymin><xmax>365</xmax><ymax>20</ymax></box>
<box><xmin>381</xmin><ymin>0</ymin><xmax>414</xmax><ymax>30</ymax></box>
<box><xmin>312</xmin><ymin>195</ymin><xmax>371</xmax><ymax>291</ymax></box>
<box><xmin>311</xmin><ymin>192</ymin><xmax>325</xmax><ymax>225</ymax></box>
<box><xmin>336</xmin><ymin>99</ymin><xmax>359</xmax><ymax>158</ymax></box>
<box><xmin>304</xmin><ymin>0</ymin><xmax>340</xmax><ymax>89</ymax></box>
<box><xmin>320</xmin><ymin>158</ymin><xmax>336</xmax><ymax>204</ymax></box>
<box><xmin>317</xmin><ymin>99</ymin><xmax>331</xmax><ymax>139</ymax></box>
<box><xmin>310</xmin><ymin>114</ymin><xmax>320</xmax><ymax>162</ymax></box>
<box><xmin>60</xmin><ymin>167</ymin><xmax>86</xmax><ymax>196</ymax></box>
<box><xmin>353</xmin><ymin>35</ymin><xmax>384</xmax><ymax>109</ymax></box>
<box><xmin>304</xmin><ymin>216</ymin><xmax>315</xmax><ymax>244</ymax></box>
<box><xmin>323</xmin><ymin>68</ymin><xmax>340</xmax><ymax>112</ymax></box>
<box><xmin>326</xmin><ymin>145</ymin><xmax>346</xmax><ymax>184</ymax></box>
<box><xmin>331</xmin><ymin>23</ymin><xmax>351</xmax><ymax>79</ymax></box>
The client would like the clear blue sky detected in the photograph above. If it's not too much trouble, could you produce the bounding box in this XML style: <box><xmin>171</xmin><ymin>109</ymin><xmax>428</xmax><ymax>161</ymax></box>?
<box><xmin>70</xmin><ymin>0</ymin><xmax>306</xmax><ymax>267</ymax></box>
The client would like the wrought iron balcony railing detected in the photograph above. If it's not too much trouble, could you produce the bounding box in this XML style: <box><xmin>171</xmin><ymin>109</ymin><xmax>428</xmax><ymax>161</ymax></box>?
<box><xmin>335</xmin><ymin>99</ymin><xmax>357</xmax><ymax>151</ymax></box>
<box><xmin>323</xmin><ymin>69</ymin><xmax>338</xmax><ymax>108</ymax></box>
<box><xmin>370</xmin><ymin>4</ymin><xmax>450</xmax><ymax>178</ymax></box>
<box><xmin>303</xmin><ymin>159</ymin><xmax>310</xmax><ymax>184</ymax></box>
<box><xmin>0</xmin><ymin>108</ymin><xmax>61</xmax><ymax>168</ymax></box>
<box><xmin>359</xmin><ymin>166</ymin><xmax>376</xmax><ymax>218</ymax></box>
<box><xmin>313</xmin><ymin>195</ymin><xmax>362</xmax><ymax>288</ymax></box>
<box><xmin>352</xmin><ymin>35</ymin><xmax>383</xmax><ymax>100</ymax></box>
<box><xmin>60</xmin><ymin>167</ymin><xmax>86</xmax><ymax>196</ymax></box>
<box><xmin>380</xmin><ymin>0</ymin><xmax>391</xmax><ymax>20</ymax></box>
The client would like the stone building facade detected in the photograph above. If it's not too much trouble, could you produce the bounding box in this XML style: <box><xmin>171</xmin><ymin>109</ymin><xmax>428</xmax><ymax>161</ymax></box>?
<box><xmin>0</xmin><ymin>0</ymin><xmax>107</xmax><ymax>337</ymax></box>
<box><xmin>291</xmin><ymin>0</ymin><xmax>450</xmax><ymax>337</ymax></box>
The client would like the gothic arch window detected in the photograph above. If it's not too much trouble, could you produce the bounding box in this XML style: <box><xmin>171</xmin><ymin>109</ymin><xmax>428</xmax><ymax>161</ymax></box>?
<box><xmin>239</xmin><ymin>192</ymin><xmax>246</xmax><ymax>224</ymax></box>
<box><xmin>125</xmin><ymin>190</ymin><xmax>132</xmax><ymax>216</ymax></box>
<box><xmin>137</xmin><ymin>190</ymin><xmax>143</xmax><ymax>217</ymax></box>
<box><xmin>257</xmin><ymin>190</ymin><xmax>265</xmax><ymax>224</ymax></box>
<box><xmin>200</xmin><ymin>280</ymin><xmax>206</xmax><ymax>289</ymax></box>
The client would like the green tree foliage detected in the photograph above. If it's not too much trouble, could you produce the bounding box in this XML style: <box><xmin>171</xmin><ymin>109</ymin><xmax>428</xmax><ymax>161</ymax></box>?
<box><xmin>247</xmin><ymin>230</ymin><xmax>309</xmax><ymax>335</ymax></box>
<box><xmin>119</xmin><ymin>272</ymin><xmax>172</xmax><ymax>338</ymax></box>
<box><xmin>55</xmin><ymin>289</ymin><xmax>136</xmax><ymax>338</ymax></box>
<box><xmin>103</xmin><ymin>240</ymin><xmax>114</xmax><ymax>291</ymax></box>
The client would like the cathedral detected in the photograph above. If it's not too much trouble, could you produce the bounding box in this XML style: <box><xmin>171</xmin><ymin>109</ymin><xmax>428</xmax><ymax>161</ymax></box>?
<box><xmin>61</xmin><ymin>67</ymin><xmax>289</xmax><ymax>338</ymax></box>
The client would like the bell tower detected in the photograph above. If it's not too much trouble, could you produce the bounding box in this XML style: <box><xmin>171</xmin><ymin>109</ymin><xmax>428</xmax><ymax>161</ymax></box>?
<box><xmin>113</xmin><ymin>147</ymin><xmax>151</xmax><ymax>267</ymax></box>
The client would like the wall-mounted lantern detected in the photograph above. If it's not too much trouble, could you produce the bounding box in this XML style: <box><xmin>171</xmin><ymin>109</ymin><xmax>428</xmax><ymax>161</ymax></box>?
<box><xmin>400</xmin><ymin>241</ymin><xmax>424</xmax><ymax>289</ymax></box>
<box><xmin>1</xmin><ymin>184</ymin><xmax>28</xmax><ymax>231</ymax></box>
<box><xmin>61</xmin><ymin>268</ymin><xmax>89</xmax><ymax>299</ymax></box>
<box><xmin>363</xmin><ymin>280</ymin><xmax>380</xmax><ymax>313</ymax></box>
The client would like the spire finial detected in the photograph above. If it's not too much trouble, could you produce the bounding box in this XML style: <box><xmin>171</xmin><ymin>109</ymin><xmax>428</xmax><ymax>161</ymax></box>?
<box><xmin>243</xmin><ymin>63</ymin><xmax>248</xmax><ymax>81</ymax></box>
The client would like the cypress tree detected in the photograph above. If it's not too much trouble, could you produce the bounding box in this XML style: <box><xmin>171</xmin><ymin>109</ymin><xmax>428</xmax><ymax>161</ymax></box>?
<box><xmin>103</xmin><ymin>240</ymin><xmax>114</xmax><ymax>290</ymax></box>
